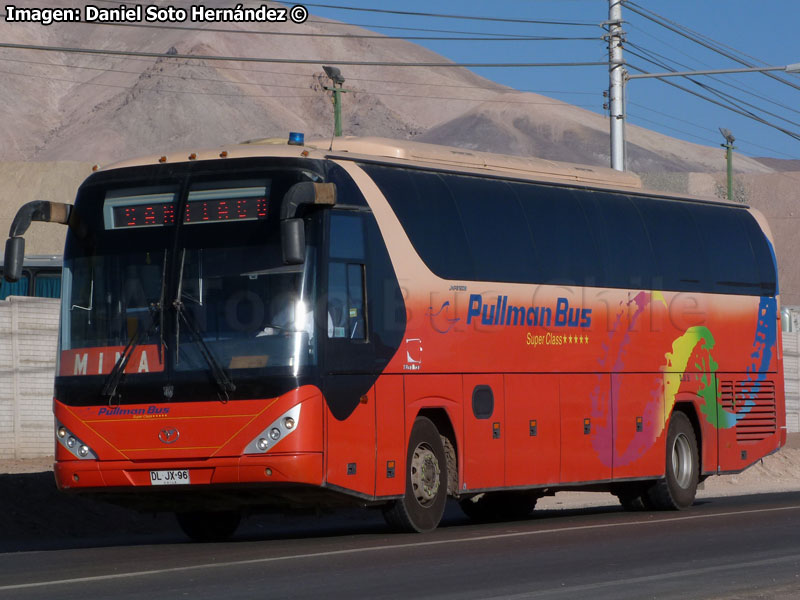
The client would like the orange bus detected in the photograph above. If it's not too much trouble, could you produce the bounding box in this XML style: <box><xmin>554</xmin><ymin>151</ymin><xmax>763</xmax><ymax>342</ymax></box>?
<box><xmin>4</xmin><ymin>136</ymin><xmax>784</xmax><ymax>540</ymax></box>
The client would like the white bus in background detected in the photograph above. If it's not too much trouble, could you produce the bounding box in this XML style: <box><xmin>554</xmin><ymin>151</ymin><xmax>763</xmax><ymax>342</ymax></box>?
<box><xmin>0</xmin><ymin>254</ymin><xmax>62</xmax><ymax>300</ymax></box>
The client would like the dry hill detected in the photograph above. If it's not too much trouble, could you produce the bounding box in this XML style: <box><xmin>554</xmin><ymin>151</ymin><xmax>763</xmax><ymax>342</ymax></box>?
<box><xmin>1</xmin><ymin>1</ymin><xmax>798</xmax><ymax>301</ymax></box>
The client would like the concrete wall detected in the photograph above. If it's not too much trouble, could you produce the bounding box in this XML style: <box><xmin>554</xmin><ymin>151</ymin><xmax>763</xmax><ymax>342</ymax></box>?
<box><xmin>1</xmin><ymin>297</ymin><xmax>799</xmax><ymax>459</ymax></box>
<box><xmin>783</xmin><ymin>331</ymin><xmax>800</xmax><ymax>434</ymax></box>
<box><xmin>0</xmin><ymin>296</ymin><xmax>59</xmax><ymax>459</ymax></box>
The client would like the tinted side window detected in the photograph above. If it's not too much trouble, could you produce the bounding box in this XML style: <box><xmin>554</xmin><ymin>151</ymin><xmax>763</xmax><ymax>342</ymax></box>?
<box><xmin>692</xmin><ymin>205</ymin><xmax>760</xmax><ymax>294</ymax></box>
<box><xmin>443</xmin><ymin>175</ymin><xmax>538</xmax><ymax>283</ymax></box>
<box><xmin>514</xmin><ymin>184</ymin><xmax>604</xmax><ymax>286</ymax></box>
<box><xmin>364</xmin><ymin>165</ymin><xmax>474</xmax><ymax>280</ymax></box>
<box><xmin>639</xmin><ymin>198</ymin><xmax>709</xmax><ymax>293</ymax></box>
<box><xmin>330</xmin><ymin>212</ymin><xmax>365</xmax><ymax>260</ymax></box>
<box><xmin>583</xmin><ymin>192</ymin><xmax>656</xmax><ymax>290</ymax></box>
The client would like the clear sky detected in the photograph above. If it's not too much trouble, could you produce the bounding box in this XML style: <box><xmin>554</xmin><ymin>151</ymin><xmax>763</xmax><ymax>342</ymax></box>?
<box><xmin>307</xmin><ymin>0</ymin><xmax>800</xmax><ymax>162</ymax></box>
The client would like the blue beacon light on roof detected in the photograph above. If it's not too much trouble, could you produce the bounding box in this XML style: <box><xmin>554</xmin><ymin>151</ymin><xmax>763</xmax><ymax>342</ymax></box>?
<box><xmin>288</xmin><ymin>132</ymin><xmax>305</xmax><ymax>146</ymax></box>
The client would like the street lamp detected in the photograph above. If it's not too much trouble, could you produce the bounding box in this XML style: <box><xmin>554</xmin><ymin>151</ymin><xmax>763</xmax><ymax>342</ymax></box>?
<box><xmin>322</xmin><ymin>65</ymin><xmax>349</xmax><ymax>137</ymax></box>
<box><xmin>719</xmin><ymin>128</ymin><xmax>735</xmax><ymax>202</ymax></box>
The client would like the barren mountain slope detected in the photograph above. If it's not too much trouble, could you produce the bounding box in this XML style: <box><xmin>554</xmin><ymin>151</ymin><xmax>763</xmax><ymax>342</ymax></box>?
<box><xmin>0</xmin><ymin>0</ymin><xmax>781</xmax><ymax>174</ymax></box>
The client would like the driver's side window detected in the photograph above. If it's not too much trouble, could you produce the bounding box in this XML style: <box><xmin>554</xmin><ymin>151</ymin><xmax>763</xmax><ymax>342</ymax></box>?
<box><xmin>328</xmin><ymin>213</ymin><xmax>366</xmax><ymax>340</ymax></box>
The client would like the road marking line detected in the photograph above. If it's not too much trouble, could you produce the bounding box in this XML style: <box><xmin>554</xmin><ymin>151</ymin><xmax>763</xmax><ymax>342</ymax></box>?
<box><xmin>481</xmin><ymin>553</ymin><xmax>800</xmax><ymax>598</ymax></box>
<box><xmin>2</xmin><ymin>504</ymin><xmax>799</xmax><ymax>591</ymax></box>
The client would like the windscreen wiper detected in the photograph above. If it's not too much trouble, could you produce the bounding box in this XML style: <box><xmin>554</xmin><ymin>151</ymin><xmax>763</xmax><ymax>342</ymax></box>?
<box><xmin>101</xmin><ymin>301</ymin><xmax>161</xmax><ymax>402</ymax></box>
<box><xmin>102</xmin><ymin>253</ymin><xmax>167</xmax><ymax>403</ymax></box>
<box><xmin>173</xmin><ymin>249</ymin><xmax>236</xmax><ymax>399</ymax></box>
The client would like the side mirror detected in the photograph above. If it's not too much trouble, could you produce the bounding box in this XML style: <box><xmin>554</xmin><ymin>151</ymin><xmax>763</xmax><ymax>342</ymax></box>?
<box><xmin>4</xmin><ymin>237</ymin><xmax>25</xmax><ymax>282</ymax></box>
<box><xmin>281</xmin><ymin>218</ymin><xmax>305</xmax><ymax>265</ymax></box>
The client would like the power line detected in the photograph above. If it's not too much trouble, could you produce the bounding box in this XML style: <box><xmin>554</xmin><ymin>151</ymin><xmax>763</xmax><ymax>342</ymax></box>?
<box><xmin>85</xmin><ymin>0</ymin><xmax>540</xmax><ymax>38</ymax></box>
<box><xmin>0</xmin><ymin>42</ymin><xmax>606</xmax><ymax>68</ymax></box>
<box><xmin>623</xmin><ymin>1</ymin><xmax>800</xmax><ymax>94</ymax></box>
<box><xmin>626</xmin><ymin>111</ymin><xmax>719</xmax><ymax>146</ymax></box>
<box><xmin>625</xmin><ymin>1</ymin><xmax>773</xmax><ymax>68</ymax></box>
<box><xmin>626</xmin><ymin>39</ymin><xmax>800</xmax><ymax>118</ymax></box>
<box><xmin>302</xmin><ymin>3</ymin><xmax>599</xmax><ymax>26</ymax></box>
<box><xmin>0</xmin><ymin>14</ymin><xmax>598</xmax><ymax>42</ymax></box>
<box><xmin>627</xmin><ymin>101</ymin><xmax>799</xmax><ymax>159</ymax></box>
<box><xmin>0</xmin><ymin>55</ymin><xmax>600</xmax><ymax>97</ymax></box>
<box><xmin>626</xmin><ymin>62</ymin><xmax>800</xmax><ymax>142</ymax></box>
<box><xmin>625</xmin><ymin>47</ymin><xmax>800</xmax><ymax>131</ymax></box>
<box><xmin>0</xmin><ymin>65</ymin><xmax>599</xmax><ymax>108</ymax></box>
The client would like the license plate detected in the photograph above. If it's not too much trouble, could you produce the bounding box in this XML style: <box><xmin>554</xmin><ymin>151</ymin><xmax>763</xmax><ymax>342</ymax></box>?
<box><xmin>150</xmin><ymin>469</ymin><xmax>190</xmax><ymax>486</ymax></box>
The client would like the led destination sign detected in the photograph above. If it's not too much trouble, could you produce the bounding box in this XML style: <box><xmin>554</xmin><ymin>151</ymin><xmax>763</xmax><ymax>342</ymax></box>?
<box><xmin>104</xmin><ymin>183</ymin><xmax>270</xmax><ymax>230</ymax></box>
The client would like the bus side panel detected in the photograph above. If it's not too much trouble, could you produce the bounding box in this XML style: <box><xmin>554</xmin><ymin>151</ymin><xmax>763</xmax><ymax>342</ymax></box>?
<box><xmin>560</xmin><ymin>374</ymin><xmax>612</xmax><ymax>484</ymax></box>
<box><xmin>504</xmin><ymin>374</ymin><xmax>560</xmax><ymax>487</ymax></box>
<box><xmin>325</xmin><ymin>386</ymin><xmax>376</xmax><ymax>496</ymax></box>
<box><xmin>374</xmin><ymin>375</ymin><xmax>406</xmax><ymax>497</ymax></box>
<box><xmin>462</xmin><ymin>374</ymin><xmax>504</xmax><ymax>490</ymax></box>
<box><xmin>717</xmin><ymin>374</ymin><xmax>782</xmax><ymax>473</ymax></box>
<box><xmin>611</xmin><ymin>373</ymin><xmax>665</xmax><ymax>480</ymax></box>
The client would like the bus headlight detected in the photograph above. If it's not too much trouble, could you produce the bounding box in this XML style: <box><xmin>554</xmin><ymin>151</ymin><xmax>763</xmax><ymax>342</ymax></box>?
<box><xmin>55</xmin><ymin>420</ymin><xmax>97</xmax><ymax>460</ymax></box>
<box><xmin>244</xmin><ymin>405</ymin><xmax>301</xmax><ymax>454</ymax></box>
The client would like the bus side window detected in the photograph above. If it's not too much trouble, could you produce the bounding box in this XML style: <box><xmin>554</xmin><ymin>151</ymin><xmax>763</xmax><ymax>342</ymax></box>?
<box><xmin>327</xmin><ymin>262</ymin><xmax>366</xmax><ymax>339</ymax></box>
<box><xmin>0</xmin><ymin>270</ymin><xmax>31</xmax><ymax>300</ymax></box>
<box><xmin>328</xmin><ymin>213</ymin><xmax>367</xmax><ymax>340</ymax></box>
<box><xmin>33</xmin><ymin>272</ymin><xmax>62</xmax><ymax>298</ymax></box>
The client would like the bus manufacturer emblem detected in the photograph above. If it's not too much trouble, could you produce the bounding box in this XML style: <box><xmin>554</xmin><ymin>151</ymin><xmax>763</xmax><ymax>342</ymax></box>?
<box><xmin>158</xmin><ymin>427</ymin><xmax>180</xmax><ymax>444</ymax></box>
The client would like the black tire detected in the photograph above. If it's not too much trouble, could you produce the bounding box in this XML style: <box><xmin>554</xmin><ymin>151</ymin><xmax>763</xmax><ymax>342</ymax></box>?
<box><xmin>460</xmin><ymin>491</ymin><xmax>538</xmax><ymax>522</ymax></box>
<box><xmin>383</xmin><ymin>417</ymin><xmax>448</xmax><ymax>533</ymax></box>
<box><xmin>646</xmin><ymin>411</ymin><xmax>699</xmax><ymax>510</ymax></box>
<box><xmin>176</xmin><ymin>510</ymin><xmax>241</xmax><ymax>542</ymax></box>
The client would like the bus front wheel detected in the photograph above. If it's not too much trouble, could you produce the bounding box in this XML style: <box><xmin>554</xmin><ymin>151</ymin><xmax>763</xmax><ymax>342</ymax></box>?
<box><xmin>646</xmin><ymin>411</ymin><xmax>699</xmax><ymax>510</ymax></box>
<box><xmin>383</xmin><ymin>416</ymin><xmax>448</xmax><ymax>533</ymax></box>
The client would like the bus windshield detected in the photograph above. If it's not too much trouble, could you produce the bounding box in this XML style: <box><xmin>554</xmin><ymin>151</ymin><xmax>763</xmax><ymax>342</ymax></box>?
<box><xmin>61</xmin><ymin>245</ymin><xmax>317</xmax><ymax>374</ymax></box>
<box><xmin>58</xmin><ymin>165</ymin><xmax>321</xmax><ymax>395</ymax></box>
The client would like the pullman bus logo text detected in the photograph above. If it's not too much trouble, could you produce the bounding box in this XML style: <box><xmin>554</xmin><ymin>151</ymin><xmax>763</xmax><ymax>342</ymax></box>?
<box><xmin>466</xmin><ymin>295</ymin><xmax>591</xmax><ymax>328</ymax></box>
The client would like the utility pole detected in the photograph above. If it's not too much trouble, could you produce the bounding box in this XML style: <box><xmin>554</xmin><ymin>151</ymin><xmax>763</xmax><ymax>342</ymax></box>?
<box><xmin>607</xmin><ymin>0</ymin><xmax>626</xmax><ymax>171</ymax></box>
<box><xmin>322</xmin><ymin>65</ymin><xmax>349</xmax><ymax>137</ymax></box>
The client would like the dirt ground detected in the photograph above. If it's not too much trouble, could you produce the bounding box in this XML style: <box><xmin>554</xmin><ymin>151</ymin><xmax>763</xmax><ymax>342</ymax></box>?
<box><xmin>1</xmin><ymin>437</ymin><xmax>798</xmax><ymax>546</ymax></box>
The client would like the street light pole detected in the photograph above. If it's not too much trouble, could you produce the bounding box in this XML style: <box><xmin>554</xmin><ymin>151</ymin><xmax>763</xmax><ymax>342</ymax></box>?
<box><xmin>719</xmin><ymin>128</ymin><xmax>735</xmax><ymax>201</ymax></box>
<box><xmin>322</xmin><ymin>65</ymin><xmax>350</xmax><ymax>137</ymax></box>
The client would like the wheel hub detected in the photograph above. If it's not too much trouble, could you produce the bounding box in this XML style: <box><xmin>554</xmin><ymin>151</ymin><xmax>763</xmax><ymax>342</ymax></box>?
<box><xmin>410</xmin><ymin>442</ymin><xmax>440</xmax><ymax>506</ymax></box>
<box><xmin>672</xmin><ymin>432</ymin><xmax>693</xmax><ymax>489</ymax></box>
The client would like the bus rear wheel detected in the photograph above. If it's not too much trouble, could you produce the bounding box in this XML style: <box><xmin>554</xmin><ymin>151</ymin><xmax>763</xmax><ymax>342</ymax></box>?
<box><xmin>383</xmin><ymin>417</ymin><xmax>448</xmax><ymax>533</ymax></box>
<box><xmin>646</xmin><ymin>411</ymin><xmax>699</xmax><ymax>510</ymax></box>
<box><xmin>176</xmin><ymin>510</ymin><xmax>241</xmax><ymax>542</ymax></box>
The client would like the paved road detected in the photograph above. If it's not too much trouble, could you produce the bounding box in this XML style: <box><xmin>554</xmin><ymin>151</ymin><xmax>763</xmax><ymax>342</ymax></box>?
<box><xmin>1</xmin><ymin>492</ymin><xmax>799</xmax><ymax>599</ymax></box>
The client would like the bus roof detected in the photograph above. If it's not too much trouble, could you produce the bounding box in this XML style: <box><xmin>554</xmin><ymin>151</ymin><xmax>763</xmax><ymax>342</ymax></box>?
<box><xmin>98</xmin><ymin>136</ymin><xmax>643</xmax><ymax>191</ymax></box>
